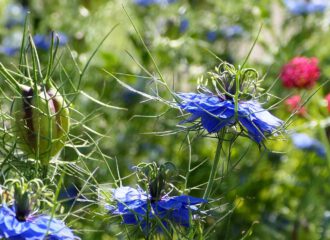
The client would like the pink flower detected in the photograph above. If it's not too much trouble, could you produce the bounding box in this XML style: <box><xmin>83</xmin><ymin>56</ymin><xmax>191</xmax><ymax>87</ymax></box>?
<box><xmin>325</xmin><ymin>93</ymin><xmax>330</xmax><ymax>113</ymax></box>
<box><xmin>285</xmin><ymin>95</ymin><xmax>307</xmax><ymax>116</ymax></box>
<box><xmin>280</xmin><ymin>57</ymin><xmax>320</xmax><ymax>89</ymax></box>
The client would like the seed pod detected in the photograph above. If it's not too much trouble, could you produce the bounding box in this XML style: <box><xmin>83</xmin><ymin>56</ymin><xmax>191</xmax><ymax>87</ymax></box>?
<box><xmin>12</xmin><ymin>84</ymin><xmax>70</xmax><ymax>165</ymax></box>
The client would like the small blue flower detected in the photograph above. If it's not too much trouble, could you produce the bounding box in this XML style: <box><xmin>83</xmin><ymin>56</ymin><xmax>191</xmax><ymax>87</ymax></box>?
<box><xmin>133</xmin><ymin>0</ymin><xmax>177</xmax><ymax>6</ymax></box>
<box><xmin>179</xmin><ymin>18</ymin><xmax>189</xmax><ymax>33</ymax></box>
<box><xmin>177</xmin><ymin>93</ymin><xmax>283</xmax><ymax>143</ymax></box>
<box><xmin>33</xmin><ymin>32</ymin><xmax>68</xmax><ymax>50</ymax></box>
<box><xmin>108</xmin><ymin>186</ymin><xmax>206</xmax><ymax>232</ymax></box>
<box><xmin>221</xmin><ymin>25</ymin><xmax>243</xmax><ymax>39</ymax></box>
<box><xmin>0</xmin><ymin>204</ymin><xmax>78</xmax><ymax>239</ymax></box>
<box><xmin>206</xmin><ymin>31</ymin><xmax>218</xmax><ymax>42</ymax></box>
<box><xmin>4</xmin><ymin>3</ymin><xmax>28</xmax><ymax>28</ymax></box>
<box><xmin>291</xmin><ymin>133</ymin><xmax>326</xmax><ymax>157</ymax></box>
<box><xmin>0</xmin><ymin>31</ymin><xmax>23</xmax><ymax>56</ymax></box>
<box><xmin>59</xmin><ymin>185</ymin><xmax>81</xmax><ymax>208</ymax></box>
<box><xmin>284</xmin><ymin>0</ymin><xmax>327</xmax><ymax>15</ymax></box>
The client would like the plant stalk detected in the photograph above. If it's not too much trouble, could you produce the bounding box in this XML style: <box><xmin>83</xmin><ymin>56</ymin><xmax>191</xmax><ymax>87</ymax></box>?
<box><xmin>203</xmin><ymin>130</ymin><xmax>225</xmax><ymax>199</ymax></box>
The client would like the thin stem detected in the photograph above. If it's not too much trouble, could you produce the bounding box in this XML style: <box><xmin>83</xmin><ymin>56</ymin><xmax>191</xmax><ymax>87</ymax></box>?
<box><xmin>319</xmin><ymin>126</ymin><xmax>330</xmax><ymax>168</ymax></box>
<box><xmin>203</xmin><ymin>130</ymin><xmax>225</xmax><ymax>199</ymax></box>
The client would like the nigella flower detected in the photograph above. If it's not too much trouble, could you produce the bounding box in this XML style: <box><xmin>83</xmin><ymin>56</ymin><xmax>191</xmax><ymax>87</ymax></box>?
<box><xmin>220</xmin><ymin>25</ymin><xmax>243</xmax><ymax>39</ymax></box>
<box><xmin>108</xmin><ymin>186</ymin><xmax>206</xmax><ymax>232</ymax></box>
<box><xmin>177</xmin><ymin>92</ymin><xmax>283</xmax><ymax>143</ymax></box>
<box><xmin>33</xmin><ymin>32</ymin><xmax>68</xmax><ymax>50</ymax></box>
<box><xmin>4</xmin><ymin>3</ymin><xmax>28</xmax><ymax>28</ymax></box>
<box><xmin>291</xmin><ymin>133</ymin><xmax>326</xmax><ymax>157</ymax></box>
<box><xmin>179</xmin><ymin>18</ymin><xmax>189</xmax><ymax>33</ymax></box>
<box><xmin>206</xmin><ymin>31</ymin><xmax>218</xmax><ymax>42</ymax></box>
<box><xmin>0</xmin><ymin>31</ymin><xmax>23</xmax><ymax>56</ymax></box>
<box><xmin>285</xmin><ymin>95</ymin><xmax>307</xmax><ymax>116</ymax></box>
<box><xmin>284</xmin><ymin>0</ymin><xmax>327</xmax><ymax>15</ymax></box>
<box><xmin>0</xmin><ymin>204</ymin><xmax>78</xmax><ymax>239</ymax></box>
<box><xmin>59</xmin><ymin>184</ymin><xmax>82</xmax><ymax>208</ymax></box>
<box><xmin>133</xmin><ymin>0</ymin><xmax>177</xmax><ymax>7</ymax></box>
<box><xmin>280</xmin><ymin>57</ymin><xmax>320</xmax><ymax>89</ymax></box>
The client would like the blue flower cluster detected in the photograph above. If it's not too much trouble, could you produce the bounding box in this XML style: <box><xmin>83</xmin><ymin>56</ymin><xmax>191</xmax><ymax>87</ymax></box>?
<box><xmin>34</xmin><ymin>32</ymin><xmax>68</xmax><ymax>50</ymax></box>
<box><xmin>284</xmin><ymin>0</ymin><xmax>327</xmax><ymax>15</ymax></box>
<box><xmin>108</xmin><ymin>186</ymin><xmax>206</xmax><ymax>231</ymax></box>
<box><xmin>0</xmin><ymin>28</ymin><xmax>68</xmax><ymax>56</ymax></box>
<box><xmin>134</xmin><ymin>0</ymin><xmax>177</xmax><ymax>7</ymax></box>
<box><xmin>0</xmin><ymin>204</ymin><xmax>77</xmax><ymax>239</ymax></box>
<box><xmin>291</xmin><ymin>133</ymin><xmax>326</xmax><ymax>157</ymax></box>
<box><xmin>177</xmin><ymin>93</ymin><xmax>283</xmax><ymax>143</ymax></box>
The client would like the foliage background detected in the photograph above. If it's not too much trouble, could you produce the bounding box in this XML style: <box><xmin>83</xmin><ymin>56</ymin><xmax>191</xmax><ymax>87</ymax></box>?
<box><xmin>1</xmin><ymin>0</ymin><xmax>330</xmax><ymax>239</ymax></box>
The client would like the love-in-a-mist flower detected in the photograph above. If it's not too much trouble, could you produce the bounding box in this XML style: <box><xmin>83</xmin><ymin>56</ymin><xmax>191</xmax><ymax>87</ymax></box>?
<box><xmin>107</xmin><ymin>186</ymin><xmax>206</xmax><ymax>232</ymax></box>
<box><xmin>177</xmin><ymin>63</ymin><xmax>283</xmax><ymax>143</ymax></box>
<box><xmin>206</xmin><ymin>31</ymin><xmax>218</xmax><ymax>42</ymax></box>
<box><xmin>0</xmin><ymin>204</ymin><xmax>78</xmax><ymax>239</ymax></box>
<box><xmin>220</xmin><ymin>25</ymin><xmax>243</xmax><ymax>39</ymax></box>
<box><xmin>283</xmin><ymin>0</ymin><xmax>327</xmax><ymax>15</ymax></box>
<box><xmin>133</xmin><ymin>0</ymin><xmax>177</xmax><ymax>6</ymax></box>
<box><xmin>280</xmin><ymin>57</ymin><xmax>320</xmax><ymax>89</ymax></box>
<box><xmin>325</xmin><ymin>93</ymin><xmax>330</xmax><ymax>113</ymax></box>
<box><xmin>0</xmin><ymin>30</ymin><xmax>23</xmax><ymax>56</ymax></box>
<box><xmin>179</xmin><ymin>18</ymin><xmax>189</xmax><ymax>33</ymax></box>
<box><xmin>4</xmin><ymin>3</ymin><xmax>27</xmax><ymax>28</ymax></box>
<box><xmin>285</xmin><ymin>95</ymin><xmax>307</xmax><ymax>116</ymax></box>
<box><xmin>178</xmin><ymin>92</ymin><xmax>283</xmax><ymax>143</ymax></box>
<box><xmin>33</xmin><ymin>32</ymin><xmax>68</xmax><ymax>50</ymax></box>
<box><xmin>291</xmin><ymin>133</ymin><xmax>326</xmax><ymax>157</ymax></box>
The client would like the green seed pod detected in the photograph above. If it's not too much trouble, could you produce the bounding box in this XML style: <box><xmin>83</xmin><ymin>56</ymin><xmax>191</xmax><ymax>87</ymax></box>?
<box><xmin>12</xmin><ymin>84</ymin><xmax>70</xmax><ymax>165</ymax></box>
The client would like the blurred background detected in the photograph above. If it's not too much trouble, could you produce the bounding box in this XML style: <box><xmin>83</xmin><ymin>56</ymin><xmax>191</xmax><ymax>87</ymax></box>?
<box><xmin>1</xmin><ymin>0</ymin><xmax>330</xmax><ymax>239</ymax></box>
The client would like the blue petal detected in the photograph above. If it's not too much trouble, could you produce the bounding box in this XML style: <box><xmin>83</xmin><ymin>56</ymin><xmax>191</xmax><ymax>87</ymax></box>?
<box><xmin>171</xmin><ymin>208</ymin><xmax>190</xmax><ymax>227</ymax></box>
<box><xmin>238</xmin><ymin>117</ymin><xmax>264</xmax><ymax>143</ymax></box>
<box><xmin>112</xmin><ymin>186</ymin><xmax>147</xmax><ymax>202</ymax></box>
<box><xmin>201</xmin><ymin>113</ymin><xmax>234</xmax><ymax>133</ymax></box>
<box><xmin>157</xmin><ymin>198</ymin><xmax>182</xmax><ymax>210</ymax></box>
<box><xmin>238</xmin><ymin>101</ymin><xmax>283</xmax><ymax>142</ymax></box>
<box><xmin>177</xmin><ymin>93</ymin><xmax>236</xmax><ymax>132</ymax></box>
<box><xmin>284</xmin><ymin>0</ymin><xmax>327</xmax><ymax>14</ymax></box>
<box><xmin>122</xmin><ymin>213</ymin><xmax>140</xmax><ymax>224</ymax></box>
<box><xmin>291</xmin><ymin>133</ymin><xmax>326</xmax><ymax>157</ymax></box>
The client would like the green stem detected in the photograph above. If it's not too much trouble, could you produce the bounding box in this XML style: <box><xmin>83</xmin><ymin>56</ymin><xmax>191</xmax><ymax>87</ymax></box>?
<box><xmin>203</xmin><ymin>131</ymin><xmax>225</xmax><ymax>199</ymax></box>
<box><xmin>319</xmin><ymin>126</ymin><xmax>330</xmax><ymax>168</ymax></box>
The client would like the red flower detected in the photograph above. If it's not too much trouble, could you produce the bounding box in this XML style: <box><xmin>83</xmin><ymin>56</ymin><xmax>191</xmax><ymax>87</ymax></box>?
<box><xmin>285</xmin><ymin>95</ymin><xmax>307</xmax><ymax>116</ymax></box>
<box><xmin>326</xmin><ymin>93</ymin><xmax>330</xmax><ymax>113</ymax></box>
<box><xmin>280</xmin><ymin>57</ymin><xmax>320</xmax><ymax>89</ymax></box>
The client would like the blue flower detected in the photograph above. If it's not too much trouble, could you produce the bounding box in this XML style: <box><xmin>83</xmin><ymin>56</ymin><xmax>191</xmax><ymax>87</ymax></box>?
<box><xmin>108</xmin><ymin>186</ymin><xmax>206</xmax><ymax>232</ymax></box>
<box><xmin>284</xmin><ymin>0</ymin><xmax>327</xmax><ymax>15</ymax></box>
<box><xmin>59</xmin><ymin>185</ymin><xmax>81</xmax><ymax>208</ymax></box>
<box><xmin>179</xmin><ymin>18</ymin><xmax>189</xmax><ymax>33</ymax></box>
<box><xmin>206</xmin><ymin>31</ymin><xmax>218</xmax><ymax>42</ymax></box>
<box><xmin>4</xmin><ymin>4</ymin><xmax>28</xmax><ymax>28</ymax></box>
<box><xmin>177</xmin><ymin>93</ymin><xmax>283</xmax><ymax>143</ymax></box>
<box><xmin>221</xmin><ymin>25</ymin><xmax>243</xmax><ymax>39</ymax></box>
<box><xmin>33</xmin><ymin>32</ymin><xmax>68</xmax><ymax>50</ymax></box>
<box><xmin>133</xmin><ymin>0</ymin><xmax>177</xmax><ymax>6</ymax></box>
<box><xmin>0</xmin><ymin>204</ymin><xmax>78</xmax><ymax>239</ymax></box>
<box><xmin>0</xmin><ymin>31</ymin><xmax>23</xmax><ymax>56</ymax></box>
<box><xmin>291</xmin><ymin>133</ymin><xmax>326</xmax><ymax>157</ymax></box>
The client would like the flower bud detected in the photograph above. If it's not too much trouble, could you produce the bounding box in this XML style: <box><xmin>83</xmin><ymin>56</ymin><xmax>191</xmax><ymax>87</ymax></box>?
<box><xmin>12</xmin><ymin>84</ymin><xmax>70</xmax><ymax>165</ymax></box>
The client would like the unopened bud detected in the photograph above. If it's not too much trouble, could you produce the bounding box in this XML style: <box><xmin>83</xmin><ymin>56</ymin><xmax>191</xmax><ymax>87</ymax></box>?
<box><xmin>12</xmin><ymin>84</ymin><xmax>70</xmax><ymax>165</ymax></box>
